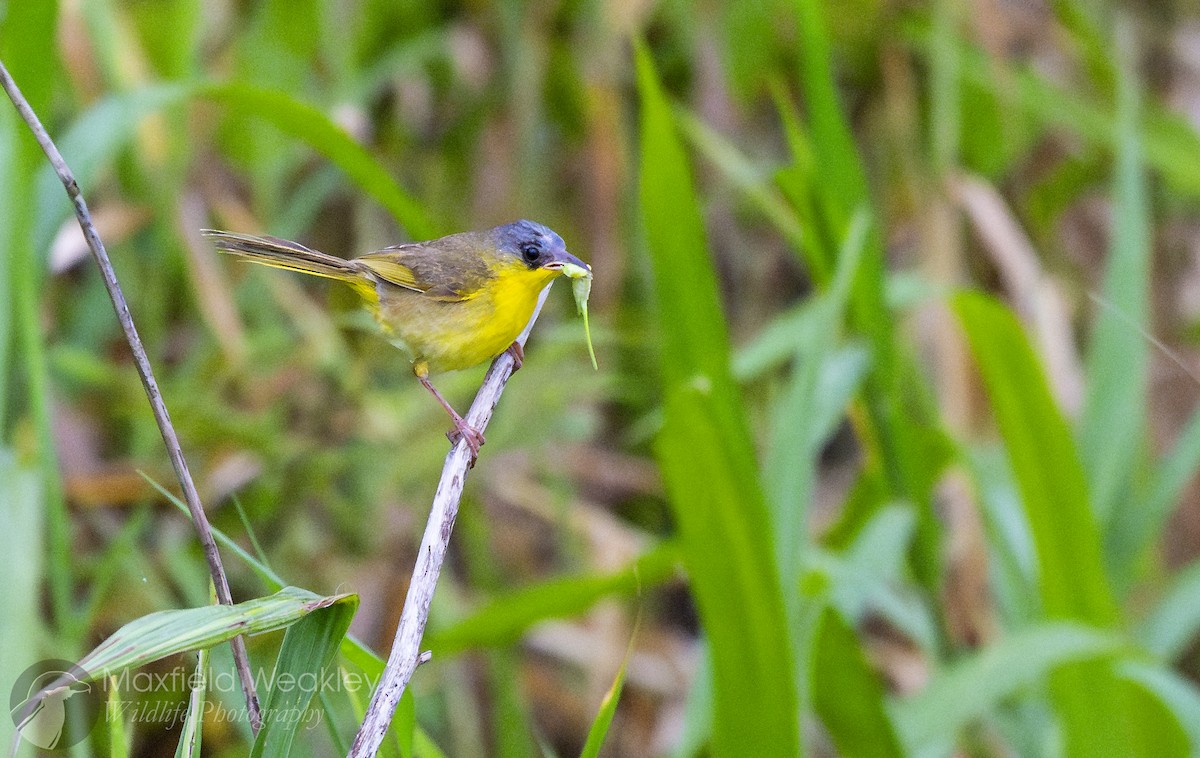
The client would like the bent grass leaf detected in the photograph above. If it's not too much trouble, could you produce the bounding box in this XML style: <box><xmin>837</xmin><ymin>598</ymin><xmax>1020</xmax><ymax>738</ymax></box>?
<box><xmin>149</xmin><ymin>475</ymin><xmax>438</xmax><ymax>757</ymax></box>
<box><xmin>674</xmin><ymin>106</ymin><xmax>807</xmax><ymax>259</ymax></box>
<box><xmin>74</xmin><ymin>587</ymin><xmax>356</xmax><ymax>682</ymax></box>
<box><xmin>12</xmin><ymin>587</ymin><xmax>357</xmax><ymax>751</ymax></box>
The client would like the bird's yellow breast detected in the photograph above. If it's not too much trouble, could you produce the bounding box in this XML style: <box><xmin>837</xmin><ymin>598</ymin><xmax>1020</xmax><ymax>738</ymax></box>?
<box><xmin>376</xmin><ymin>260</ymin><xmax>557</xmax><ymax>374</ymax></box>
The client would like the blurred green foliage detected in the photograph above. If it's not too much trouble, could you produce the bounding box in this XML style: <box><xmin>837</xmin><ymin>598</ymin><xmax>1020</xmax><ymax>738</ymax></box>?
<box><xmin>8</xmin><ymin>0</ymin><xmax>1200</xmax><ymax>756</ymax></box>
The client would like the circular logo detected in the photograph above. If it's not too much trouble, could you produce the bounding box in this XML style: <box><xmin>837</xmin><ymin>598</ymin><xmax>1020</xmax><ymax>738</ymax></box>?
<box><xmin>9</xmin><ymin>659</ymin><xmax>101</xmax><ymax>750</ymax></box>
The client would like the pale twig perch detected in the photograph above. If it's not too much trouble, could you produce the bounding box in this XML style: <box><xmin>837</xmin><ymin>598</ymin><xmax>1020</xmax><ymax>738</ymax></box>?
<box><xmin>0</xmin><ymin>61</ymin><xmax>262</xmax><ymax>731</ymax></box>
<box><xmin>348</xmin><ymin>286</ymin><xmax>553</xmax><ymax>757</ymax></box>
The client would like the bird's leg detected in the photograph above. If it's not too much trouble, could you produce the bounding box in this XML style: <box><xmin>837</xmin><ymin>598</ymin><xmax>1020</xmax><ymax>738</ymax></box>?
<box><xmin>417</xmin><ymin>374</ymin><xmax>484</xmax><ymax>457</ymax></box>
<box><xmin>505</xmin><ymin>341</ymin><xmax>524</xmax><ymax>372</ymax></box>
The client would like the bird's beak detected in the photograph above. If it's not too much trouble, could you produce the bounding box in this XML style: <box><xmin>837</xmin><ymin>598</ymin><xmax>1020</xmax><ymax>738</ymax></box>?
<box><xmin>542</xmin><ymin>251</ymin><xmax>590</xmax><ymax>275</ymax></box>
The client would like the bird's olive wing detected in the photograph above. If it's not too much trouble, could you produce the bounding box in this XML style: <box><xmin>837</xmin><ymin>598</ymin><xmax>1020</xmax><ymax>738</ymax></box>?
<box><xmin>355</xmin><ymin>236</ymin><xmax>493</xmax><ymax>301</ymax></box>
<box><xmin>354</xmin><ymin>248</ymin><xmax>423</xmax><ymax>291</ymax></box>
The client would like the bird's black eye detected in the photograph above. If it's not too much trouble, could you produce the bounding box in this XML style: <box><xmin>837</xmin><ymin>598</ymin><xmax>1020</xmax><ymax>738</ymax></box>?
<box><xmin>521</xmin><ymin>244</ymin><xmax>540</xmax><ymax>264</ymax></box>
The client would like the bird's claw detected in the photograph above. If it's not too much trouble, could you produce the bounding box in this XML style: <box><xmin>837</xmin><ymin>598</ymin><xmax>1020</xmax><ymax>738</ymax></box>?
<box><xmin>505</xmin><ymin>341</ymin><xmax>524</xmax><ymax>372</ymax></box>
<box><xmin>447</xmin><ymin>422</ymin><xmax>485</xmax><ymax>458</ymax></box>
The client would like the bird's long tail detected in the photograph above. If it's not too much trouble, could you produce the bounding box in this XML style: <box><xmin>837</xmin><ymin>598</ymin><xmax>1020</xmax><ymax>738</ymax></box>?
<box><xmin>202</xmin><ymin>230</ymin><xmax>365</xmax><ymax>283</ymax></box>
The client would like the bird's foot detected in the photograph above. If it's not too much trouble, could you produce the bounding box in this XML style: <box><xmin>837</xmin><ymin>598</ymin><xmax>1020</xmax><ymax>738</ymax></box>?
<box><xmin>447</xmin><ymin>420</ymin><xmax>485</xmax><ymax>458</ymax></box>
<box><xmin>505</xmin><ymin>341</ymin><xmax>524</xmax><ymax>372</ymax></box>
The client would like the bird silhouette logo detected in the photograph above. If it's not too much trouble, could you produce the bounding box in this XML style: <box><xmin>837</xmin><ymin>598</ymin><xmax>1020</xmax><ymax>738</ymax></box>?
<box><xmin>9</xmin><ymin>660</ymin><xmax>100</xmax><ymax>750</ymax></box>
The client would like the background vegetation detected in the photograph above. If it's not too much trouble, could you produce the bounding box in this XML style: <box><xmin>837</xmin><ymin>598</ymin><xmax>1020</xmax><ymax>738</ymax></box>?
<box><xmin>5</xmin><ymin>0</ymin><xmax>1200</xmax><ymax>755</ymax></box>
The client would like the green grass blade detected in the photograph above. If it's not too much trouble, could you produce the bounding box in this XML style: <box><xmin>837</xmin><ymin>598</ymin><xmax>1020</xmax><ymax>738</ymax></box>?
<box><xmin>820</xmin><ymin>505</ymin><xmax>931</xmax><ymax>649</ymax></box>
<box><xmin>156</xmin><ymin>475</ymin><xmax>367</xmax><ymax>656</ymax></box>
<box><xmin>965</xmin><ymin>446</ymin><xmax>1039</xmax><ymax>623</ymax></box>
<box><xmin>414</xmin><ymin>726</ymin><xmax>449</xmax><ymax>758</ymax></box>
<box><xmin>148</xmin><ymin>473</ymin><xmax>290</xmax><ymax>589</ymax></box>
<box><xmin>428</xmin><ymin>542</ymin><xmax>678</xmax><ymax>654</ymax></box>
<box><xmin>955</xmin><ymin>292</ymin><xmax>1116</xmax><ymax>622</ymax></box>
<box><xmin>792</xmin><ymin>0</ymin><xmax>867</xmax><ymax>215</ymax></box>
<box><xmin>32</xmin><ymin>85</ymin><xmax>187</xmax><ymax>254</ymax></box>
<box><xmin>1118</xmin><ymin>662</ymin><xmax>1200</xmax><ymax>753</ymax></box>
<box><xmin>173</xmin><ymin>647</ymin><xmax>209</xmax><ymax>758</ymax></box>
<box><xmin>394</xmin><ymin>689</ymin><xmax>416</xmax><ymax>758</ymax></box>
<box><xmin>893</xmin><ymin>622</ymin><xmax>1126</xmax><ymax>750</ymax></box>
<box><xmin>634</xmin><ymin>44</ymin><xmax>733</xmax><ymax>390</ymax></box>
<box><xmin>673</xmin><ymin>105</ymin><xmax>807</xmax><ymax>259</ymax></box>
<box><xmin>12</xmin><ymin>151</ymin><xmax>70</xmax><ymax>634</ymax></box>
<box><xmin>770</xmin><ymin>87</ymin><xmax>832</xmax><ymax>282</ymax></box>
<box><xmin>658</xmin><ymin>387</ymin><xmax>800</xmax><ymax>758</ymax></box>
<box><xmin>790</xmin><ymin>0</ymin><xmax>950</xmax><ymax>591</ymax></box>
<box><xmin>11</xmin><ymin>588</ymin><xmax>356</xmax><ymax>755</ymax></box>
<box><xmin>0</xmin><ymin>103</ymin><xmax>15</xmax><ymax>432</ymax></box>
<box><xmin>2</xmin><ymin>1</ymin><xmax>70</xmax><ymax>634</ymax></box>
<box><xmin>196</xmin><ymin>82</ymin><xmax>437</xmax><ymax>239</ymax></box>
<box><xmin>32</xmin><ymin>80</ymin><xmax>435</xmax><ymax>259</ymax></box>
<box><xmin>1137</xmin><ymin>559</ymin><xmax>1200</xmax><ymax>660</ymax></box>
<box><xmin>1110</xmin><ymin>667</ymin><xmax>1190</xmax><ymax>757</ymax></box>
<box><xmin>108</xmin><ymin>674</ymin><xmax>132</xmax><ymax>758</ymax></box>
<box><xmin>578</xmin><ymin>621</ymin><xmax>638</xmax><ymax>758</ymax></box>
<box><xmin>637</xmin><ymin>40</ymin><xmax>800</xmax><ymax>757</ymax></box>
<box><xmin>733</xmin><ymin>300</ymin><xmax>818</xmax><ymax>381</ymax></box>
<box><xmin>904</xmin><ymin>22</ymin><xmax>1200</xmax><ymax>199</ymax></box>
<box><xmin>954</xmin><ymin>291</ymin><xmax>1134</xmax><ymax>754</ymax></box>
<box><xmin>1049</xmin><ymin>0</ymin><xmax>1115</xmax><ymax>95</ymax></box>
<box><xmin>0</xmin><ymin>452</ymin><xmax>43</xmax><ymax>752</ymax></box>
<box><xmin>812</xmin><ymin>608</ymin><xmax>903</xmax><ymax>758</ymax></box>
<box><xmin>765</xmin><ymin>210</ymin><xmax>869</xmax><ymax>588</ymax></box>
<box><xmin>673</xmin><ymin>642</ymin><xmax>713</xmax><ymax>758</ymax></box>
<box><xmin>1078</xmin><ymin>21</ymin><xmax>1150</xmax><ymax>527</ymax></box>
<box><xmin>0</xmin><ymin>1</ymin><xmax>58</xmax><ymax>124</ymax></box>
<box><xmin>1110</xmin><ymin>392</ymin><xmax>1200</xmax><ymax>577</ymax></box>
<box><xmin>250</xmin><ymin>594</ymin><xmax>359</xmax><ymax>757</ymax></box>
<box><xmin>718</xmin><ymin>1</ymin><xmax>775</xmax><ymax>102</ymax></box>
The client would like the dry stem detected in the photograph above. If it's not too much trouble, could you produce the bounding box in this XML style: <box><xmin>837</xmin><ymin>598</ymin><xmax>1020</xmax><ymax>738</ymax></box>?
<box><xmin>0</xmin><ymin>60</ymin><xmax>262</xmax><ymax>732</ymax></box>
<box><xmin>348</xmin><ymin>286</ymin><xmax>552</xmax><ymax>757</ymax></box>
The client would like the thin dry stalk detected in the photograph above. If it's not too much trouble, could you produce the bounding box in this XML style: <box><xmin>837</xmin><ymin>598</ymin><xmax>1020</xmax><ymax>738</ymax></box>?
<box><xmin>952</xmin><ymin>172</ymin><xmax>1084</xmax><ymax>415</ymax></box>
<box><xmin>0</xmin><ymin>60</ymin><xmax>262</xmax><ymax>731</ymax></box>
<box><xmin>348</xmin><ymin>287</ymin><xmax>551</xmax><ymax>758</ymax></box>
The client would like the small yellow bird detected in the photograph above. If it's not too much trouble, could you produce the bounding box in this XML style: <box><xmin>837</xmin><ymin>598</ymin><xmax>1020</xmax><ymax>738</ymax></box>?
<box><xmin>204</xmin><ymin>220</ymin><xmax>590</xmax><ymax>455</ymax></box>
